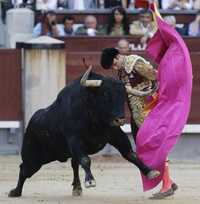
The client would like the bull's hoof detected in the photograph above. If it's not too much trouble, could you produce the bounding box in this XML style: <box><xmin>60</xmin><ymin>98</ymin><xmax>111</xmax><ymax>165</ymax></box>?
<box><xmin>8</xmin><ymin>189</ymin><xmax>22</xmax><ymax>197</ymax></box>
<box><xmin>72</xmin><ymin>187</ymin><xmax>82</xmax><ymax>196</ymax></box>
<box><xmin>85</xmin><ymin>179</ymin><xmax>96</xmax><ymax>188</ymax></box>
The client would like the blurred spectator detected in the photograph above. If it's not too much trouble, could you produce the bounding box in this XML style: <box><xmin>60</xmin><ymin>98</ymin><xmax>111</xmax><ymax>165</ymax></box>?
<box><xmin>107</xmin><ymin>6</ymin><xmax>129</xmax><ymax>36</ymax></box>
<box><xmin>97</xmin><ymin>0</ymin><xmax>106</xmax><ymax>9</ymax></box>
<box><xmin>104</xmin><ymin>0</ymin><xmax>128</xmax><ymax>8</ymax></box>
<box><xmin>75</xmin><ymin>15</ymin><xmax>105</xmax><ymax>36</ymax></box>
<box><xmin>11</xmin><ymin>0</ymin><xmax>22</xmax><ymax>8</ymax></box>
<box><xmin>57</xmin><ymin>0</ymin><xmax>67</xmax><ymax>9</ymax></box>
<box><xmin>161</xmin><ymin>0</ymin><xmax>193</xmax><ymax>10</ymax></box>
<box><xmin>157</xmin><ymin>0</ymin><xmax>162</xmax><ymax>8</ymax></box>
<box><xmin>188</xmin><ymin>12</ymin><xmax>200</xmax><ymax>36</ymax></box>
<box><xmin>134</xmin><ymin>0</ymin><xmax>149</xmax><ymax>9</ymax></box>
<box><xmin>33</xmin><ymin>11</ymin><xmax>61</xmax><ymax>37</ymax></box>
<box><xmin>58</xmin><ymin>15</ymin><xmax>75</xmax><ymax>36</ymax></box>
<box><xmin>22</xmin><ymin>0</ymin><xmax>35</xmax><ymax>9</ymax></box>
<box><xmin>164</xmin><ymin>15</ymin><xmax>188</xmax><ymax>35</ymax></box>
<box><xmin>193</xmin><ymin>0</ymin><xmax>200</xmax><ymax>9</ymax></box>
<box><xmin>128</xmin><ymin>0</ymin><xmax>135</xmax><ymax>10</ymax></box>
<box><xmin>1</xmin><ymin>1</ymin><xmax>11</xmax><ymax>23</ymax></box>
<box><xmin>36</xmin><ymin>0</ymin><xmax>57</xmax><ymax>11</ymax></box>
<box><xmin>132</xmin><ymin>0</ymin><xmax>159</xmax><ymax>9</ymax></box>
<box><xmin>61</xmin><ymin>0</ymin><xmax>97</xmax><ymax>10</ymax></box>
<box><xmin>11</xmin><ymin>0</ymin><xmax>30</xmax><ymax>8</ymax></box>
<box><xmin>116</xmin><ymin>38</ymin><xmax>130</xmax><ymax>55</ymax></box>
<box><xmin>129</xmin><ymin>8</ymin><xmax>157</xmax><ymax>44</ymax></box>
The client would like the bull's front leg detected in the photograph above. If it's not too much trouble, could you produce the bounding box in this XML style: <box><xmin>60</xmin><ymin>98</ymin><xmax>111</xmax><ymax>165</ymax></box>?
<box><xmin>68</xmin><ymin>137</ymin><xmax>96</xmax><ymax>188</ymax></box>
<box><xmin>109</xmin><ymin>127</ymin><xmax>160</xmax><ymax>179</ymax></box>
<box><xmin>71</xmin><ymin>158</ymin><xmax>82</xmax><ymax>196</ymax></box>
<box><xmin>80</xmin><ymin>156</ymin><xmax>96</xmax><ymax>188</ymax></box>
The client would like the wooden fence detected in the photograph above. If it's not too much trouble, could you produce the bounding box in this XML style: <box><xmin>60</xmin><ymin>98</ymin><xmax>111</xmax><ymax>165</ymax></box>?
<box><xmin>0</xmin><ymin>37</ymin><xmax>200</xmax><ymax>123</ymax></box>
<box><xmin>0</xmin><ymin>49</ymin><xmax>22</xmax><ymax>121</ymax></box>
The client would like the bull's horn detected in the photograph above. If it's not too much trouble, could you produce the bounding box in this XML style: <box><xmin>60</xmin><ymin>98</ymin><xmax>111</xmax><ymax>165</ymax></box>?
<box><xmin>125</xmin><ymin>82</ymin><xmax>158</xmax><ymax>97</ymax></box>
<box><xmin>80</xmin><ymin>66</ymin><xmax>102</xmax><ymax>87</ymax></box>
<box><xmin>80</xmin><ymin>65</ymin><xmax>92</xmax><ymax>84</ymax></box>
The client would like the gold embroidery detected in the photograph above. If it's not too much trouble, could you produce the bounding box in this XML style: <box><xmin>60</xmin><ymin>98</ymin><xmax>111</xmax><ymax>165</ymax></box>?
<box><xmin>123</xmin><ymin>55</ymin><xmax>150</xmax><ymax>74</ymax></box>
<box><xmin>120</xmin><ymin>56</ymin><xmax>157</xmax><ymax>127</ymax></box>
<box><xmin>135</xmin><ymin>60</ymin><xmax>157</xmax><ymax>80</ymax></box>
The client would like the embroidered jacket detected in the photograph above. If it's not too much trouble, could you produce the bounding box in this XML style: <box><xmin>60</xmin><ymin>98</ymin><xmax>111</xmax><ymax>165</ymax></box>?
<box><xmin>118</xmin><ymin>55</ymin><xmax>158</xmax><ymax>127</ymax></box>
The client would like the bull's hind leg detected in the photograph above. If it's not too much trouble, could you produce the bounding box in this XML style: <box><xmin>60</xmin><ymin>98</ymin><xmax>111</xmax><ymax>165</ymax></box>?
<box><xmin>8</xmin><ymin>164</ymin><xmax>26</xmax><ymax>197</ymax></box>
<box><xmin>68</xmin><ymin>137</ymin><xmax>96</xmax><ymax>188</ymax></box>
<box><xmin>8</xmin><ymin>162</ymin><xmax>41</xmax><ymax>197</ymax></box>
<box><xmin>71</xmin><ymin>158</ymin><xmax>82</xmax><ymax>196</ymax></box>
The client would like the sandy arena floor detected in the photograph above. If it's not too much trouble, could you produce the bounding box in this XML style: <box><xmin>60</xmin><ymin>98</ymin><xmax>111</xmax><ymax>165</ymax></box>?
<box><xmin>0</xmin><ymin>155</ymin><xmax>200</xmax><ymax>204</ymax></box>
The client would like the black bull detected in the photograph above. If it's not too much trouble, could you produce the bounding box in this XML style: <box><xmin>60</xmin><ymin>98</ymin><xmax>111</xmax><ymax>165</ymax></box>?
<box><xmin>9</xmin><ymin>68</ymin><xmax>158</xmax><ymax>197</ymax></box>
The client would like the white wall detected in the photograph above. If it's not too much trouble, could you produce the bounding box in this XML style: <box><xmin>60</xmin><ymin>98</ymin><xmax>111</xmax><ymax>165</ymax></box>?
<box><xmin>0</xmin><ymin>2</ymin><xmax>6</xmax><ymax>47</ymax></box>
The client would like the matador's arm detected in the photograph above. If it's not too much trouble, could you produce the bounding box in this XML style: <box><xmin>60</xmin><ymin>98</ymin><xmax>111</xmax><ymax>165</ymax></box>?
<box><xmin>122</xmin><ymin>56</ymin><xmax>158</xmax><ymax>96</ymax></box>
<box><xmin>134</xmin><ymin>59</ymin><xmax>157</xmax><ymax>81</ymax></box>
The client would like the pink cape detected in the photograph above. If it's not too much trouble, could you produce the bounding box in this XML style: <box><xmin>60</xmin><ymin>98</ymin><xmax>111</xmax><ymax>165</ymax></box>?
<box><xmin>136</xmin><ymin>17</ymin><xmax>193</xmax><ymax>191</ymax></box>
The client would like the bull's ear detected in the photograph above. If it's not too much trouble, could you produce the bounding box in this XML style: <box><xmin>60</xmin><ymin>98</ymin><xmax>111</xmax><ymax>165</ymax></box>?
<box><xmin>80</xmin><ymin>66</ymin><xmax>102</xmax><ymax>87</ymax></box>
